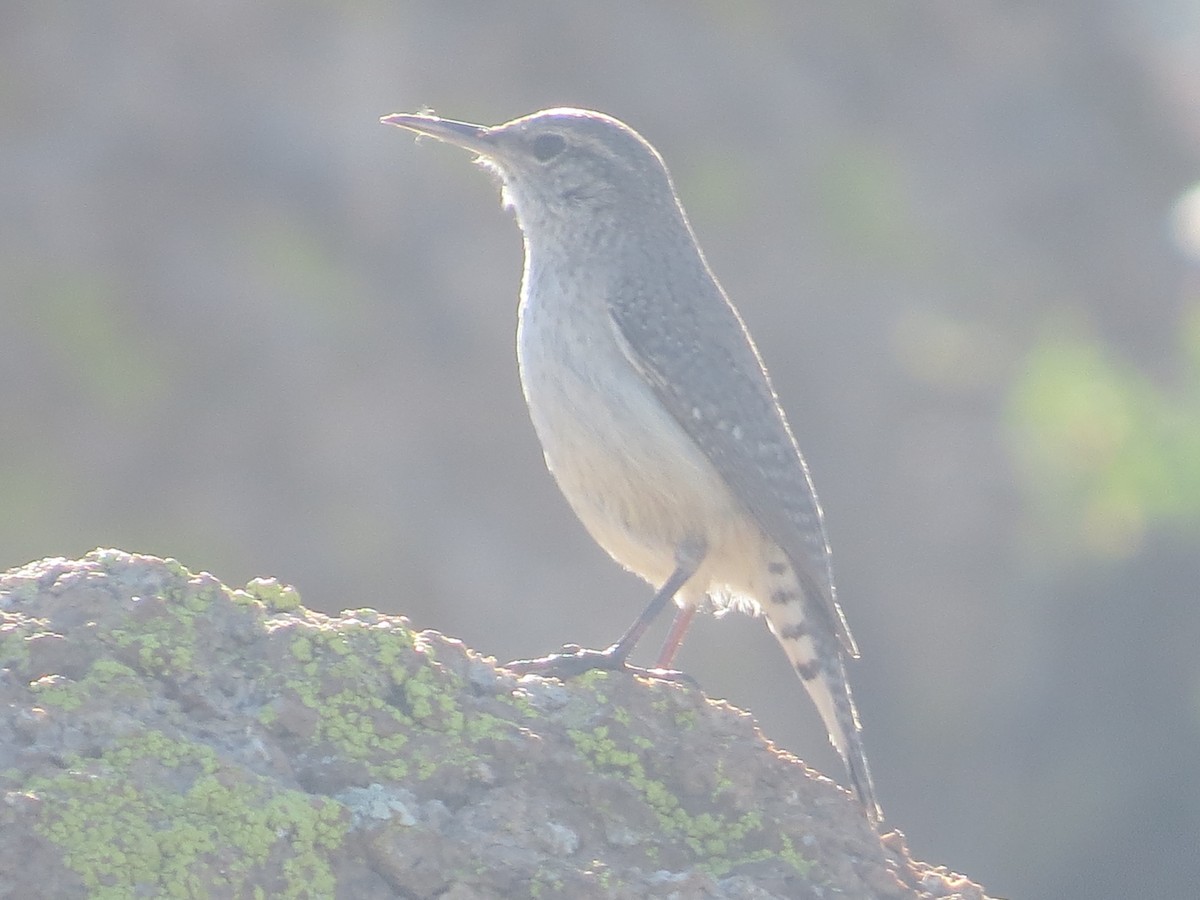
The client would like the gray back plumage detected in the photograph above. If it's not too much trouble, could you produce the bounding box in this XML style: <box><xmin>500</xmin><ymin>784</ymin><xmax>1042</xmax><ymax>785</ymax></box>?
<box><xmin>605</xmin><ymin>240</ymin><xmax>857</xmax><ymax>656</ymax></box>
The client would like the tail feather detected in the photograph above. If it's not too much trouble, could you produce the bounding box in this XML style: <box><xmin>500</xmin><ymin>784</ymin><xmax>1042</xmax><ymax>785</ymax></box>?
<box><xmin>763</xmin><ymin>567</ymin><xmax>881</xmax><ymax>824</ymax></box>
<box><xmin>827</xmin><ymin>652</ymin><xmax>881</xmax><ymax>824</ymax></box>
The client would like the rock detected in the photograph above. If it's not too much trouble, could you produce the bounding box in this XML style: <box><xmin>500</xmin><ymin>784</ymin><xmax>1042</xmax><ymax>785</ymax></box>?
<box><xmin>0</xmin><ymin>550</ymin><xmax>993</xmax><ymax>899</ymax></box>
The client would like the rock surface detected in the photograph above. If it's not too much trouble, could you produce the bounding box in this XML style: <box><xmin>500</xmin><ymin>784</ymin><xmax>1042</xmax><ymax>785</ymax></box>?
<box><xmin>0</xmin><ymin>551</ymin><xmax>992</xmax><ymax>899</ymax></box>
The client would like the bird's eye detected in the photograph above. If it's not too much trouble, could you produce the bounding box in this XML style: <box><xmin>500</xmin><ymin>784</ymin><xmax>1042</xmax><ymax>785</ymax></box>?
<box><xmin>531</xmin><ymin>133</ymin><xmax>566</xmax><ymax>162</ymax></box>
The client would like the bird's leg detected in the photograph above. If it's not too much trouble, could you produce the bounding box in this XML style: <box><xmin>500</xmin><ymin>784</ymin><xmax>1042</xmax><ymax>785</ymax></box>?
<box><xmin>506</xmin><ymin>539</ymin><xmax>704</xmax><ymax>681</ymax></box>
<box><xmin>655</xmin><ymin>603</ymin><xmax>698</xmax><ymax>670</ymax></box>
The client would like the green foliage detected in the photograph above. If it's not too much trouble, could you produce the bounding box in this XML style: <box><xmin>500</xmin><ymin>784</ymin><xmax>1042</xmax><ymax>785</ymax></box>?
<box><xmin>1007</xmin><ymin>314</ymin><xmax>1200</xmax><ymax>556</ymax></box>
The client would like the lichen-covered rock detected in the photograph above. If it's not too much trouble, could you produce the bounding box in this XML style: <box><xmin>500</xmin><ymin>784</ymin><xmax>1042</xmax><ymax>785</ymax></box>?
<box><xmin>0</xmin><ymin>551</ymin><xmax>992</xmax><ymax>899</ymax></box>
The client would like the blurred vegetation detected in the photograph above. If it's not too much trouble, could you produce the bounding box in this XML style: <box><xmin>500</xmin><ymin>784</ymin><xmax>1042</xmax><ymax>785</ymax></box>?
<box><xmin>1010</xmin><ymin>307</ymin><xmax>1200</xmax><ymax>557</ymax></box>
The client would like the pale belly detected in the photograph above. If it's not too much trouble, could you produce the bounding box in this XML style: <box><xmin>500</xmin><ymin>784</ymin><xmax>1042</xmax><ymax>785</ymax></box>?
<box><xmin>516</xmin><ymin>289</ymin><xmax>766</xmax><ymax>604</ymax></box>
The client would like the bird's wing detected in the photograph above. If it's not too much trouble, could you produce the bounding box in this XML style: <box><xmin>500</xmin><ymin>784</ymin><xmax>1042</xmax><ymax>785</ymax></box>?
<box><xmin>606</xmin><ymin>270</ymin><xmax>858</xmax><ymax>656</ymax></box>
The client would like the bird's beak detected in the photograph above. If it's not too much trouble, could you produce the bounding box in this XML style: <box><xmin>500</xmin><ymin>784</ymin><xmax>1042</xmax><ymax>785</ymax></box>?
<box><xmin>380</xmin><ymin>113</ymin><xmax>494</xmax><ymax>156</ymax></box>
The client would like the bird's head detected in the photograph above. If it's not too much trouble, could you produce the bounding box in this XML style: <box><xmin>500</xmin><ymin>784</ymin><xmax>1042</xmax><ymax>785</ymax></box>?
<box><xmin>381</xmin><ymin>108</ymin><xmax>680</xmax><ymax>233</ymax></box>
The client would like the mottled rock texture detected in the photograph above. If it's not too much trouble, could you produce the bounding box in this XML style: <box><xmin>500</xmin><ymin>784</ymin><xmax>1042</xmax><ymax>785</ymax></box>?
<box><xmin>0</xmin><ymin>551</ymin><xmax>991</xmax><ymax>899</ymax></box>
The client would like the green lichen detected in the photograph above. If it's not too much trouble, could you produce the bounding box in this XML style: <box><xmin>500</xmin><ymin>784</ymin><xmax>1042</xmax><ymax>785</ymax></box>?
<box><xmin>105</xmin><ymin>574</ymin><xmax>243</xmax><ymax>678</ymax></box>
<box><xmin>673</xmin><ymin>708</ymin><xmax>699</xmax><ymax>730</ymax></box>
<box><xmin>497</xmin><ymin>687</ymin><xmax>538</xmax><ymax>721</ymax></box>
<box><xmin>530</xmin><ymin>868</ymin><xmax>565</xmax><ymax>898</ymax></box>
<box><xmin>630</xmin><ymin>734</ymin><xmax>654</xmax><ymax>751</ymax></box>
<box><xmin>575</xmin><ymin>669</ymin><xmax>612</xmax><ymax>692</ymax></box>
<box><xmin>777</xmin><ymin>834</ymin><xmax>814</xmax><ymax>878</ymax></box>
<box><xmin>290</xmin><ymin>633</ymin><xmax>314</xmax><ymax>664</ymax></box>
<box><xmin>29</xmin><ymin>674</ymin><xmax>83</xmax><ymax>712</ymax></box>
<box><xmin>0</xmin><ymin>618</ymin><xmax>35</xmax><ymax>672</ymax></box>
<box><xmin>243</xmin><ymin>577</ymin><xmax>303</xmax><ymax>611</ymax></box>
<box><xmin>567</xmin><ymin>713</ymin><xmax>811</xmax><ymax>879</ymax></box>
<box><xmin>30</xmin><ymin>659</ymin><xmax>147</xmax><ymax>713</ymax></box>
<box><xmin>585</xmin><ymin>861</ymin><xmax>614</xmax><ymax>890</ymax></box>
<box><xmin>711</xmin><ymin>758</ymin><xmax>735</xmax><ymax>796</ymax></box>
<box><xmin>28</xmin><ymin>731</ymin><xmax>347</xmax><ymax>898</ymax></box>
<box><xmin>267</xmin><ymin>619</ymin><xmax>522</xmax><ymax>787</ymax></box>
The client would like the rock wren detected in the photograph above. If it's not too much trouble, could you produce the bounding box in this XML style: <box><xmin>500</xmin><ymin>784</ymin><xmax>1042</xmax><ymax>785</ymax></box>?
<box><xmin>382</xmin><ymin>108</ymin><xmax>881</xmax><ymax>823</ymax></box>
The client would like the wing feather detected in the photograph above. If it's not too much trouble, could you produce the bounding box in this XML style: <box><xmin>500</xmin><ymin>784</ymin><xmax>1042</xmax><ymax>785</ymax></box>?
<box><xmin>606</xmin><ymin>270</ymin><xmax>858</xmax><ymax>656</ymax></box>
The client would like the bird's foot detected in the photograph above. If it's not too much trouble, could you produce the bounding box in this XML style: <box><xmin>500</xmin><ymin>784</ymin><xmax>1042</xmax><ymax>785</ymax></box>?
<box><xmin>505</xmin><ymin>644</ymin><xmax>695</xmax><ymax>685</ymax></box>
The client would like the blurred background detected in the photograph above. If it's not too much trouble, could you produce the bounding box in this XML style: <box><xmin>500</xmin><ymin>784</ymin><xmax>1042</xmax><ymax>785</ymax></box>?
<box><xmin>4</xmin><ymin>3</ymin><xmax>1200</xmax><ymax>897</ymax></box>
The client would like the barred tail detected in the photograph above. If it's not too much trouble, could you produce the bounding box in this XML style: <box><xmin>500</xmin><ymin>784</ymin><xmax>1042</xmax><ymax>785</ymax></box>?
<box><xmin>764</xmin><ymin>587</ymin><xmax>882</xmax><ymax>824</ymax></box>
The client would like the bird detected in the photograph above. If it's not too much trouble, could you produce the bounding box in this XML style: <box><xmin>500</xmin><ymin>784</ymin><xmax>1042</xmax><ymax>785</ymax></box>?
<box><xmin>381</xmin><ymin>107</ymin><xmax>881</xmax><ymax>823</ymax></box>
